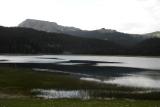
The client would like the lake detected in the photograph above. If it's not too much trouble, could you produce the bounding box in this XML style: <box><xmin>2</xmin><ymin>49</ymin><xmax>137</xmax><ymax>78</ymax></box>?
<box><xmin>0</xmin><ymin>55</ymin><xmax>160</xmax><ymax>88</ymax></box>
<box><xmin>0</xmin><ymin>55</ymin><xmax>160</xmax><ymax>99</ymax></box>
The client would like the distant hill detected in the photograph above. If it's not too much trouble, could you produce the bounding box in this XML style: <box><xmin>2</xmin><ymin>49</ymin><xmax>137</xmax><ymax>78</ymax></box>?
<box><xmin>19</xmin><ymin>19</ymin><xmax>81</xmax><ymax>33</ymax></box>
<box><xmin>0</xmin><ymin>19</ymin><xmax>159</xmax><ymax>55</ymax></box>
<box><xmin>146</xmin><ymin>31</ymin><xmax>160</xmax><ymax>38</ymax></box>
<box><xmin>19</xmin><ymin>19</ymin><xmax>147</xmax><ymax>46</ymax></box>
<box><xmin>0</xmin><ymin>26</ymin><xmax>125</xmax><ymax>54</ymax></box>
<box><xmin>133</xmin><ymin>38</ymin><xmax>160</xmax><ymax>55</ymax></box>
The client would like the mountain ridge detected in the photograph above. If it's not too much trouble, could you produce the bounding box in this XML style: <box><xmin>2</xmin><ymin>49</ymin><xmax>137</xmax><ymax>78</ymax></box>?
<box><xmin>0</xmin><ymin>25</ymin><xmax>160</xmax><ymax>55</ymax></box>
<box><xmin>0</xmin><ymin>26</ymin><xmax>124</xmax><ymax>54</ymax></box>
<box><xmin>19</xmin><ymin>19</ymin><xmax>81</xmax><ymax>33</ymax></box>
<box><xmin>146</xmin><ymin>31</ymin><xmax>160</xmax><ymax>38</ymax></box>
<box><xmin>19</xmin><ymin>19</ymin><xmax>147</xmax><ymax>46</ymax></box>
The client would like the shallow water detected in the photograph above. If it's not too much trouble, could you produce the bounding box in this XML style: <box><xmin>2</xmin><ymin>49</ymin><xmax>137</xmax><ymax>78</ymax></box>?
<box><xmin>105</xmin><ymin>75</ymin><xmax>160</xmax><ymax>89</ymax></box>
<box><xmin>32</xmin><ymin>89</ymin><xmax>90</xmax><ymax>99</ymax></box>
<box><xmin>0</xmin><ymin>55</ymin><xmax>160</xmax><ymax>89</ymax></box>
<box><xmin>31</xmin><ymin>88</ymin><xmax>160</xmax><ymax>99</ymax></box>
<box><xmin>81</xmin><ymin>75</ymin><xmax>160</xmax><ymax>89</ymax></box>
<box><xmin>0</xmin><ymin>55</ymin><xmax>160</xmax><ymax>70</ymax></box>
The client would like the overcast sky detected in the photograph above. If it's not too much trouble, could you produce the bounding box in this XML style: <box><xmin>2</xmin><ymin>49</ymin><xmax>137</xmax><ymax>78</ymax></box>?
<box><xmin>0</xmin><ymin>0</ymin><xmax>160</xmax><ymax>34</ymax></box>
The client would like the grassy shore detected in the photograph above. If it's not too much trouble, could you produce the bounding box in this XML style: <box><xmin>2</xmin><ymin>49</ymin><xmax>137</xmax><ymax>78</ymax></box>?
<box><xmin>0</xmin><ymin>66</ymin><xmax>160</xmax><ymax>106</ymax></box>
<box><xmin>0</xmin><ymin>66</ymin><xmax>140</xmax><ymax>95</ymax></box>
<box><xmin>0</xmin><ymin>99</ymin><xmax>160</xmax><ymax>107</ymax></box>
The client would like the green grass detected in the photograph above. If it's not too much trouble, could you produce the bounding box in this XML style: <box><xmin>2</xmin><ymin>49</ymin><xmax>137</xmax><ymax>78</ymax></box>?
<box><xmin>0</xmin><ymin>66</ymin><xmax>141</xmax><ymax>95</ymax></box>
<box><xmin>0</xmin><ymin>99</ymin><xmax>160</xmax><ymax>107</ymax></box>
<box><xmin>0</xmin><ymin>66</ymin><xmax>160</xmax><ymax>106</ymax></box>
<box><xmin>0</xmin><ymin>67</ymin><xmax>101</xmax><ymax>94</ymax></box>
<box><xmin>0</xmin><ymin>66</ymin><xmax>160</xmax><ymax>101</ymax></box>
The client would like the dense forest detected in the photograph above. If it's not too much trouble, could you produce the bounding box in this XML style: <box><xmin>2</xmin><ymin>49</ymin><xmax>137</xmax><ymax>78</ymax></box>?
<box><xmin>0</xmin><ymin>26</ymin><xmax>159</xmax><ymax>55</ymax></box>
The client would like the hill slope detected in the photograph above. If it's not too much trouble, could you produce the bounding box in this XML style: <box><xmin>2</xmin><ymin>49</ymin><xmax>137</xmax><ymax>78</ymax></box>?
<box><xmin>0</xmin><ymin>25</ymin><xmax>160</xmax><ymax>55</ymax></box>
<box><xmin>19</xmin><ymin>19</ymin><xmax>146</xmax><ymax>46</ymax></box>
<box><xmin>0</xmin><ymin>26</ymin><xmax>124</xmax><ymax>54</ymax></box>
<box><xmin>133</xmin><ymin>38</ymin><xmax>160</xmax><ymax>55</ymax></box>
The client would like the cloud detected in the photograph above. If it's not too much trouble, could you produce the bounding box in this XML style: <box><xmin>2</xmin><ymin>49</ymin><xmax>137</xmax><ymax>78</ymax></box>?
<box><xmin>120</xmin><ymin>23</ymin><xmax>145</xmax><ymax>34</ymax></box>
<box><xmin>0</xmin><ymin>0</ymin><xmax>160</xmax><ymax>34</ymax></box>
<box><xmin>118</xmin><ymin>0</ymin><xmax>160</xmax><ymax>33</ymax></box>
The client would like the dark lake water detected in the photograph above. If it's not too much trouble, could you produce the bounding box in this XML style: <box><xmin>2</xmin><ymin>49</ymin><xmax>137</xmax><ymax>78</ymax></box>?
<box><xmin>0</xmin><ymin>55</ymin><xmax>160</xmax><ymax>99</ymax></box>
<box><xmin>0</xmin><ymin>55</ymin><xmax>160</xmax><ymax>69</ymax></box>
<box><xmin>0</xmin><ymin>55</ymin><xmax>160</xmax><ymax>88</ymax></box>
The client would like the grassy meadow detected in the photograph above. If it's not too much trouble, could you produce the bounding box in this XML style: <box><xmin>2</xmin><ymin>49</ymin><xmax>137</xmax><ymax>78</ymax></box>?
<box><xmin>0</xmin><ymin>99</ymin><xmax>160</xmax><ymax>107</ymax></box>
<box><xmin>0</xmin><ymin>66</ymin><xmax>160</xmax><ymax>107</ymax></box>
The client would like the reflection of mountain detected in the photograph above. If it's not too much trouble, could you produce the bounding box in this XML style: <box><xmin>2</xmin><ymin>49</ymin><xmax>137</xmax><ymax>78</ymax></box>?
<box><xmin>19</xmin><ymin>19</ymin><xmax>146</xmax><ymax>46</ymax></box>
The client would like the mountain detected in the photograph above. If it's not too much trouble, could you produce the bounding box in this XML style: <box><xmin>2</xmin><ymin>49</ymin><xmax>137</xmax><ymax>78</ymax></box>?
<box><xmin>146</xmin><ymin>31</ymin><xmax>160</xmax><ymax>38</ymax></box>
<box><xmin>19</xmin><ymin>19</ymin><xmax>81</xmax><ymax>33</ymax></box>
<box><xmin>0</xmin><ymin>26</ymin><xmax>125</xmax><ymax>54</ymax></box>
<box><xmin>133</xmin><ymin>38</ymin><xmax>160</xmax><ymax>55</ymax></box>
<box><xmin>0</xmin><ymin>25</ymin><xmax>160</xmax><ymax>55</ymax></box>
<box><xmin>19</xmin><ymin>19</ymin><xmax>146</xmax><ymax>46</ymax></box>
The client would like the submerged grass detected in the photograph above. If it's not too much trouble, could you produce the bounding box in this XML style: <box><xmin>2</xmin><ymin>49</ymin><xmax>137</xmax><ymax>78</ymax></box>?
<box><xmin>0</xmin><ymin>66</ymin><xmax>160</xmax><ymax>100</ymax></box>
<box><xmin>0</xmin><ymin>66</ymin><xmax>139</xmax><ymax>94</ymax></box>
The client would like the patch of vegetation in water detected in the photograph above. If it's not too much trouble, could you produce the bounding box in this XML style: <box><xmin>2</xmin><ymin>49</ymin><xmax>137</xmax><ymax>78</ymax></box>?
<box><xmin>0</xmin><ymin>66</ymin><xmax>159</xmax><ymax>100</ymax></box>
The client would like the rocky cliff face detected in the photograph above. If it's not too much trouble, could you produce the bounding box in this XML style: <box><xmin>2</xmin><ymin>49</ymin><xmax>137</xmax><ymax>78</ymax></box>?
<box><xmin>19</xmin><ymin>19</ymin><xmax>81</xmax><ymax>33</ymax></box>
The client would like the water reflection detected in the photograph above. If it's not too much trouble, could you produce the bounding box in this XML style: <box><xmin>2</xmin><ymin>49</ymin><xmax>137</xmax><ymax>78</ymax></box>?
<box><xmin>0</xmin><ymin>55</ymin><xmax>160</xmax><ymax>89</ymax></box>
<box><xmin>32</xmin><ymin>88</ymin><xmax>160</xmax><ymax>100</ymax></box>
<box><xmin>81</xmin><ymin>75</ymin><xmax>160</xmax><ymax>89</ymax></box>
<box><xmin>0</xmin><ymin>55</ymin><xmax>160</xmax><ymax>70</ymax></box>
<box><xmin>32</xmin><ymin>89</ymin><xmax>89</xmax><ymax>99</ymax></box>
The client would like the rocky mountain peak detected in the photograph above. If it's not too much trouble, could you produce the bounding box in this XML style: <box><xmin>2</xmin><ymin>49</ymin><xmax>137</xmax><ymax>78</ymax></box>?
<box><xmin>19</xmin><ymin>19</ymin><xmax>81</xmax><ymax>33</ymax></box>
<box><xmin>97</xmin><ymin>28</ymin><xmax>117</xmax><ymax>33</ymax></box>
